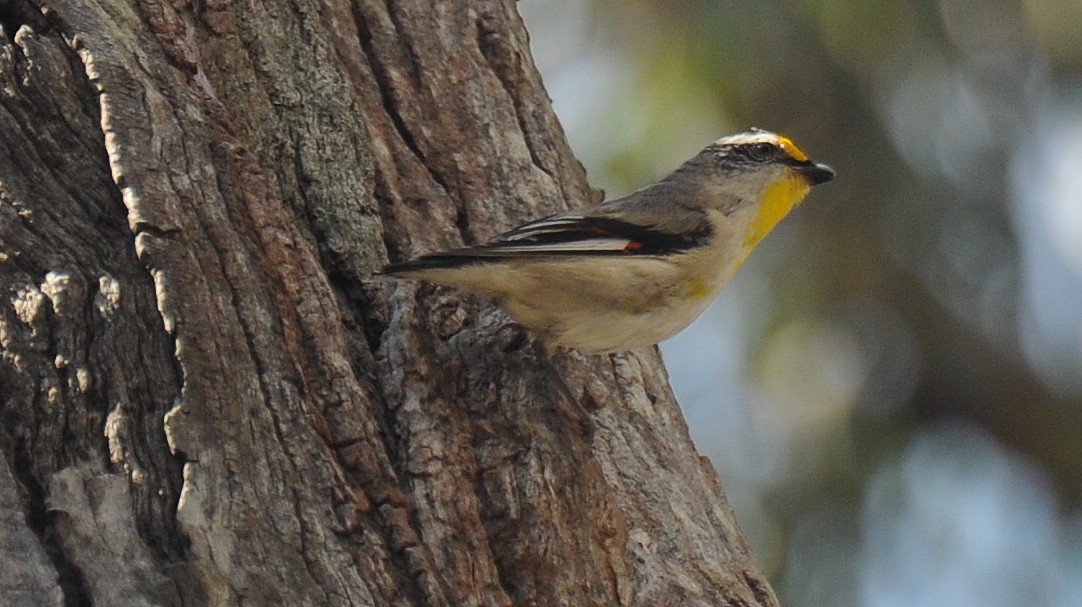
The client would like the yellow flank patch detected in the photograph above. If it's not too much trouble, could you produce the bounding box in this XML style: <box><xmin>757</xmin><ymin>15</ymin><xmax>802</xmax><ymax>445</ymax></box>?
<box><xmin>741</xmin><ymin>176</ymin><xmax>811</xmax><ymax>262</ymax></box>
<box><xmin>778</xmin><ymin>135</ymin><xmax>809</xmax><ymax>162</ymax></box>
<box><xmin>684</xmin><ymin>277</ymin><xmax>713</xmax><ymax>300</ymax></box>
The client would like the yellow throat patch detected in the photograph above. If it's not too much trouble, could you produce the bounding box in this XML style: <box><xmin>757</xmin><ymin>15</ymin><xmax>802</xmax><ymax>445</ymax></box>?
<box><xmin>741</xmin><ymin>176</ymin><xmax>812</xmax><ymax>264</ymax></box>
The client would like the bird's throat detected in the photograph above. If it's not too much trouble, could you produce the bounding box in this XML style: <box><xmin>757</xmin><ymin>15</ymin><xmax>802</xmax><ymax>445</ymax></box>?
<box><xmin>740</xmin><ymin>176</ymin><xmax>812</xmax><ymax>263</ymax></box>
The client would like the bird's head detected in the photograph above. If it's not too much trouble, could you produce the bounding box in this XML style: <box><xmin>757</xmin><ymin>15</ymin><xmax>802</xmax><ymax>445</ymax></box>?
<box><xmin>682</xmin><ymin>128</ymin><xmax>834</xmax><ymax>254</ymax></box>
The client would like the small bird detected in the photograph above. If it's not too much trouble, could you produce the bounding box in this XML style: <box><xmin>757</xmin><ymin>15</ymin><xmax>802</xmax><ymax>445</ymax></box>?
<box><xmin>380</xmin><ymin>129</ymin><xmax>834</xmax><ymax>353</ymax></box>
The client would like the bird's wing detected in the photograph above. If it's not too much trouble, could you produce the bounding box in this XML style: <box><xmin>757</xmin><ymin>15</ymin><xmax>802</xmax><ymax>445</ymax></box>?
<box><xmin>489</xmin><ymin>213</ymin><xmax>711</xmax><ymax>255</ymax></box>
<box><xmin>380</xmin><ymin>211</ymin><xmax>712</xmax><ymax>275</ymax></box>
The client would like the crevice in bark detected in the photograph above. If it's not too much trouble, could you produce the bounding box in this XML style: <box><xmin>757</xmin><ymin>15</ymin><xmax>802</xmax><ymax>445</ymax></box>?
<box><xmin>381</xmin><ymin>0</ymin><xmax>424</xmax><ymax>91</ymax></box>
<box><xmin>371</xmin><ymin>168</ymin><xmax>404</xmax><ymax>257</ymax></box>
<box><xmin>356</xmin><ymin>284</ymin><xmax>391</xmax><ymax>361</ymax></box>
<box><xmin>352</xmin><ymin>2</ymin><xmax>468</xmax><ymax>247</ymax></box>
<box><xmin>743</xmin><ymin>570</ymin><xmax>774</xmax><ymax>606</ymax></box>
<box><xmin>127</xmin><ymin>1</ymin><xmax>198</xmax><ymax>76</ymax></box>
<box><xmin>131</xmin><ymin>222</ymin><xmax>183</xmax><ymax>240</ymax></box>
<box><xmin>288</xmin><ymin>487</ymin><xmax>330</xmax><ymax>605</ymax></box>
<box><xmin>353</xmin><ymin>5</ymin><xmax>424</xmax><ymax>172</ymax></box>
<box><xmin>453</xmin><ymin>197</ymin><xmax>473</xmax><ymax>246</ymax></box>
<box><xmin>475</xmin><ymin>9</ymin><xmax>552</xmax><ymax>181</ymax></box>
<box><xmin>10</xmin><ymin>440</ymin><xmax>91</xmax><ymax>607</ymax></box>
<box><xmin>0</xmin><ymin>0</ymin><xmax>49</xmax><ymax>42</ymax></box>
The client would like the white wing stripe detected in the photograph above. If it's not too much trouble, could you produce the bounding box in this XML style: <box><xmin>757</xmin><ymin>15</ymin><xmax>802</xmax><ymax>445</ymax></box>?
<box><xmin>501</xmin><ymin>216</ymin><xmax>590</xmax><ymax>241</ymax></box>
<box><xmin>485</xmin><ymin>238</ymin><xmax>631</xmax><ymax>253</ymax></box>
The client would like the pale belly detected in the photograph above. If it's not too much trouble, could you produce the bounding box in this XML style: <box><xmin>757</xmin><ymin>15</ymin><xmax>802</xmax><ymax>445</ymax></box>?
<box><xmin>496</xmin><ymin>255</ymin><xmax>730</xmax><ymax>352</ymax></box>
<box><xmin>504</xmin><ymin>291</ymin><xmax>716</xmax><ymax>352</ymax></box>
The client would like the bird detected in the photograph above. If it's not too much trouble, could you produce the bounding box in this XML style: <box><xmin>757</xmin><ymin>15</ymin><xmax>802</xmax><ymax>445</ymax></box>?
<box><xmin>380</xmin><ymin>129</ymin><xmax>834</xmax><ymax>353</ymax></box>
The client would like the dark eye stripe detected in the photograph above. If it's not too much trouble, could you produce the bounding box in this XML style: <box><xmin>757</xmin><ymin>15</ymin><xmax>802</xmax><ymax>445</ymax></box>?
<box><xmin>746</xmin><ymin>142</ymin><xmax>776</xmax><ymax>161</ymax></box>
<box><xmin>705</xmin><ymin>141</ymin><xmax>790</xmax><ymax>166</ymax></box>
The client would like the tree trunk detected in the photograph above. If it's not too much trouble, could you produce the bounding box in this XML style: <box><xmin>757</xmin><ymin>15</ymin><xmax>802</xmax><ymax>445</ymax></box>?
<box><xmin>0</xmin><ymin>0</ymin><xmax>776</xmax><ymax>605</ymax></box>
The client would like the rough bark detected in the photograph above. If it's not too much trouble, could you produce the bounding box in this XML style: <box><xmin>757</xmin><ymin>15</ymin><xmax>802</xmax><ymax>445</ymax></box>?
<box><xmin>0</xmin><ymin>0</ymin><xmax>777</xmax><ymax>605</ymax></box>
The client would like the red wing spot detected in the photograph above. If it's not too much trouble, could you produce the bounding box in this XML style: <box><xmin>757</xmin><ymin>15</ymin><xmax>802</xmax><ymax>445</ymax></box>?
<box><xmin>625</xmin><ymin>241</ymin><xmax>643</xmax><ymax>251</ymax></box>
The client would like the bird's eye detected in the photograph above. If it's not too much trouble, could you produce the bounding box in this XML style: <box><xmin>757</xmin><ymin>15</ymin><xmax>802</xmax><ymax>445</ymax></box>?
<box><xmin>747</xmin><ymin>142</ymin><xmax>775</xmax><ymax>161</ymax></box>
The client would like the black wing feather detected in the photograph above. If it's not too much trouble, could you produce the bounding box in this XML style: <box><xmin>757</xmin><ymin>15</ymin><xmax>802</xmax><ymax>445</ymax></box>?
<box><xmin>380</xmin><ymin>215</ymin><xmax>712</xmax><ymax>275</ymax></box>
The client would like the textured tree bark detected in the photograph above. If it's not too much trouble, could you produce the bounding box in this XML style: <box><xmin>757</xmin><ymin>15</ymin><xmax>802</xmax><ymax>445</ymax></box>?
<box><xmin>0</xmin><ymin>0</ymin><xmax>777</xmax><ymax>605</ymax></box>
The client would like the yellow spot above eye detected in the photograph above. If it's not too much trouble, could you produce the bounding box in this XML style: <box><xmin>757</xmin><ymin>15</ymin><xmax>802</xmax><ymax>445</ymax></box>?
<box><xmin>739</xmin><ymin>176</ymin><xmax>812</xmax><ymax>265</ymax></box>
<box><xmin>778</xmin><ymin>136</ymin><xmax>809</xmax><ymax>162</ymax></box>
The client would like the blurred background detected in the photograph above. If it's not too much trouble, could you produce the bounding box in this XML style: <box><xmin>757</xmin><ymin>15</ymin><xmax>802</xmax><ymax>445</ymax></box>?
<box><xmin>519</xmin><ymin>1</ymin><xmax>1082</xmax><ymax>605</ymax></box>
